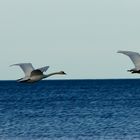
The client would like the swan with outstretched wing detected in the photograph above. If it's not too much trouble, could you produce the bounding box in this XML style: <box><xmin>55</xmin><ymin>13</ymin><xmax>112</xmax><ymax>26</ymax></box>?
<box><xmin>117</xmin><ymin>50</ymin><xmax>140</xmax><ymax>73</ymax></box>
<box><xmin>11</xmin><ymin>63</ymin><xmax>66</xmax><ymax>83</ymax></box>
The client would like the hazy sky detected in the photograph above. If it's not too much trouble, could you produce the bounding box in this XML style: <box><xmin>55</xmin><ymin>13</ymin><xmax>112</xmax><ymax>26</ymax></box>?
<box><xmin>0</xmin><ymin>0</ymin><xmax>140</xmax><ymax>80</ymax></box>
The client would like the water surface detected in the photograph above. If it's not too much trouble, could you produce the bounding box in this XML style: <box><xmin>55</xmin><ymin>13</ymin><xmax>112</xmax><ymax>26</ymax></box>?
<box><xmin>0</xmin><ymin>80</ymin><xmax>140</xmax><ymax>139</ymax></box>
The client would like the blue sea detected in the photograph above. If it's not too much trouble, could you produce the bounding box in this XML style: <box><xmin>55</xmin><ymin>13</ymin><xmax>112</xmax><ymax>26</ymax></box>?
<box><xmin>0</xmin><ymin>79</ymin><xmax>140</xmax><ymax>140</ymax></box>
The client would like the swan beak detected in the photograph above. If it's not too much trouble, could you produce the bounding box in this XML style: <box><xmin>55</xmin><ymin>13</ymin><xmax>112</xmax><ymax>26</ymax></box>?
<box><xmin>62</xmin><ymin>71</ymin><xmax>66</xmax><ymax>75</ymax></box>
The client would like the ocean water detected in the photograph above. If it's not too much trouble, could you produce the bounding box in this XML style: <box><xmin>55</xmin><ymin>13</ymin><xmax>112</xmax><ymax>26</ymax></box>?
<box><xmin>0</xmin><ymin>79</ymin><xmax>140</xmax><ymax>140</ymax></box>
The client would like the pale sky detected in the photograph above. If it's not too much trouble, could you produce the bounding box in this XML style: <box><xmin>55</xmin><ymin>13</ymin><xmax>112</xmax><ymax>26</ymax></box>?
<box><xmin>0</xmin><ymin>0</ymin><xmax>140</xmax><ymax>80</ymax></box>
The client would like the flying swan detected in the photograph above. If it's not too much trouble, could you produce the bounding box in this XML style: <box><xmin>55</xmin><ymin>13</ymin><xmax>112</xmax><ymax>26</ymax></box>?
<box><xmin>10</xmin><ymin>63</ymin><xmax>66</xmax><ymax>83</ymax></box>
<box><xmin>117</xmin><ymin>50</ymin><xmax>140</xmax><ymax>74</ymax></box>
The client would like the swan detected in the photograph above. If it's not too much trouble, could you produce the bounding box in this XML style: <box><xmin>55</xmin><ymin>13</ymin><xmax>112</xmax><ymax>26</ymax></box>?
<box><xmin>10</xmin><ymin>63</ymin><xmax>66</xmax><ymax>83</ymax></box>
<box><xmin>117</xmin><ymin>50</ymin><xmax>140</xmax><ymax>74</ymax></box>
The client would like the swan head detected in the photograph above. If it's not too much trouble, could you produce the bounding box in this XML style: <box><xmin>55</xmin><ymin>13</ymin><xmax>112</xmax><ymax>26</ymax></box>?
<box><xmin>59</xmin><ymin>71</ymin><xmax>66</xmax><ymax>75</ymax></box>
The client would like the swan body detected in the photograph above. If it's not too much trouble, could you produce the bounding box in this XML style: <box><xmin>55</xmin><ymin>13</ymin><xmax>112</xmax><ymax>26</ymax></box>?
<box><xmin>117</xmin><ymin>50</ymin><xmax>140</xmax><ymax>74</ymax></box>
<box><xmin>11</xmin><ymin>63</ymin><xmax>66</xmax><ymax>83</ymax></box>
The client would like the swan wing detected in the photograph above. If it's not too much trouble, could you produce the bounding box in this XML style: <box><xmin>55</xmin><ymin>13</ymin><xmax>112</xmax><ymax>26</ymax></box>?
<box><xmin>17</xmin><ymin>76</ymin><xmax>30</xmax><ymax>82</ymax></box>
<box><xmin>37</xmin><ymin>66</ymin><xmax>49</xmax><ymax>73</ymax></box>
<box><xmin>11</xmin><ymin>63</ymin><xmax>34</xmax><ymax>76</ymax></box>
<box><xmin>117</xmin><ymin>50</ymin><xmax>140</xmax><ymax>70</ymax></box>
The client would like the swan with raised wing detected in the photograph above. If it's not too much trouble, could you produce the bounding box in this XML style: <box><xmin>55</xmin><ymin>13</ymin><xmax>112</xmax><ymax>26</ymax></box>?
<box><xmin>11</xmin><ymin>63</ymin><xmax>66</xmax><ymax>83</ymax></box>
<box><xmin>117</xmin><ymin>50</ymin><xmax>140</xmax><ymax>74</ymax></box>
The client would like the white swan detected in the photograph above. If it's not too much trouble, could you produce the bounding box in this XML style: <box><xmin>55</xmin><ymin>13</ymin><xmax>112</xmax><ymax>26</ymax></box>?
<box><xmin>117</xmin><ymin>50</ymin><xmax>140</xmax><ymax>74</ymax></box>
<box><xmin>11</xmin><ymin>63</ymin><xmax>66</xmax><ymax>83</ymax></box>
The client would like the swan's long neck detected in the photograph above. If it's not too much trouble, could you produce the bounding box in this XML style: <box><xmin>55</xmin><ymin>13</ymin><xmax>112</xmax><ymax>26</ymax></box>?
<box><xmin>43</xmin><ymin>72</ymin><xmax>62</xmax><ymax>78</ymax></box>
